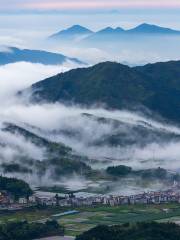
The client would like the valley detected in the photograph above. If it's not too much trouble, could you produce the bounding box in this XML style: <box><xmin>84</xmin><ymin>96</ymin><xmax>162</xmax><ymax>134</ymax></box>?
<box><xmin>1</xmin><ymin>203</ymin><xmax>180</xmax><ymax>236</ymax></box>
<box><xmin>1</xmin><ymin>6</ymin><xmax>180</xmax><ymax>239</ymax></box>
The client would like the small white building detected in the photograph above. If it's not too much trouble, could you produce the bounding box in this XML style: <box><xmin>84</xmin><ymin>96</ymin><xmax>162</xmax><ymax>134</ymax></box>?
<box><xmin>19</xmin><ymin>197</ymin><xmax>28</xmax><ymax>204</ymax></box>
<box><xmin>29</xmin><ymin>195</ymin><xmax>37</xmax><ymax>203</ymax></box>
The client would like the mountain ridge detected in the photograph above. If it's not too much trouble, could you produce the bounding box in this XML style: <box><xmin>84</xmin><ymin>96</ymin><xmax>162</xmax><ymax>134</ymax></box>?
<box><xmin>49</xmin><ymin>23</ymin><xmax>180</xmax><ymax>42</ymax></box>
<box><xmin>1</xmin><ymin>122</ymin><xmax>92</xmax><ymax>177</ymax></box>
<box><xmin>28</xmin><ymin>60</ymin><xmax>180</xmax><ymax>123</ymax></box>
<box><xmin>49</xmin><ymin>24</ymin><xmax>93</xmax><ymax>41</ymax></box>
<box><xmin>127</xmin><ymin>23</ymin><xmax>180</xmax><ymax>34</ymax></box>
<box><xmin>0</xmin><ymin>47</ymin><xmax>84</xmax><ymax>66</ymax></box>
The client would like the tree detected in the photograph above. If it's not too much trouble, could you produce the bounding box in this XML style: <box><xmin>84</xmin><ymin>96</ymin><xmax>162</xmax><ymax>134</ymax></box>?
<box><xmin>0</xmin><ymin>176</ymin><xmax>33</xmax><ymax>200</ymax></box>
<box><xmin>106</xmin><ymin>165</ymin><xmax>132</xmax><ymax>177</ymax></box>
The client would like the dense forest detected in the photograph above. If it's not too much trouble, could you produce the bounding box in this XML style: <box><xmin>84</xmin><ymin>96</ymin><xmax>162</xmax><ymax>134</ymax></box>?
<box><xmin>106</xmin><ymin>165</ymin><xmax>180</xmax><ymax>182</ymax></box>
<box><xmin>30</xmin><ymin>61</ymin><xmax>180</xmax><ymax>122</ymax></box>
<box><xmin>0</xmin><ymin>220</ymin><xmax>64</xmax><ymax>240</ymax></box>
<box><xmin>76</xmin><ymin>222</ymin><xmax>180</xmax><ymax>240</ymax></box>
<box><xmin>0</xmin><ymin>176</ymin><xmax>33</xmax><ymax>199</ymax></box>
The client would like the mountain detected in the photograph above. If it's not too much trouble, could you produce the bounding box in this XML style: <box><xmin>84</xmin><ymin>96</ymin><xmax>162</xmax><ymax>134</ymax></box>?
<box><xmin>80</xmin><ymin>23</ymin><xmax>180</xmax><ymax>43</ymax></box>
<box><xmin>0</xmin><ymin>47</ymin><xmax>84</xmax><ymax>66</ymax></box>
<box><xmin>29</xmin><ymin>61</ymin><xmax>180</xmax><ymax>122</ymax></box>
<box><xmin>79</xmin><ymin>113</ymin><xmax>180</xmax><ymax>148</ymax></box>
<box><xmin>96</xmin><ymin>27</ymin><xmax>125</xmax><ymax>35</ymax></box>
<box><xmin>48</xmin><ymin>24</ymin><xmax>180</xmax><ymax>45</ymax></box>
<box><xmin>127</xmin><ymin>23</ymin><xmax>180</xmax><ymax>34</ymax></box>
<box><xmin>49</xmin><ymin>25</ymin><xmax>93</xmax><ymax>41</ymax></box>
<box><xmin>84</xmin><ymin>27</ymin><xmax>125</xmax><ymax>42</ymax></box>
<box><xmin>1</xmin><ymin>122</ymin><xmax>92</xmax><ymax>178</ymax></box>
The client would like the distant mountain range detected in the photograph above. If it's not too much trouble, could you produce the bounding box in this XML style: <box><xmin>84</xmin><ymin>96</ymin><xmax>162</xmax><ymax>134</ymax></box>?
<box><xmin>28</xmin><ymin>60</ymin><xmax>180</xmax><ymax>123</ymax></box>
<box><xmin>126</xmin><ymin>23</ymin><xmax>180</xmax><ymax>34</ymax></box>
<box><xmin>0</xmin><ymin>47</ymin><xmax>84</xmax><ymax>65</ymax></box>
<box><xmin>49</xmin><ymin>23</ymin><xmax>180</xmax><ymax>42</ymax></box>
<box><xmin>49</xmin><ymin>25</ymin><xmax>93</xmax><ymax>41</ymax></box>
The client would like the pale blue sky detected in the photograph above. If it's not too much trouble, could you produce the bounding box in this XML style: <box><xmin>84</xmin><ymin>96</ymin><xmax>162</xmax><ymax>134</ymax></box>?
<box><xmin>1</xmin><ymin>0</ymin><xmax>180</xmax><ymax>11</ymax></box>
<box><xmin>1</xmin><ymin>10</ymin><xmax>180</xmax><ymax>35</ymax></box>
<box><xmin>1</xmin><ymin>2</ymin><xmax>180</xmax><ymax>65</ymax></box>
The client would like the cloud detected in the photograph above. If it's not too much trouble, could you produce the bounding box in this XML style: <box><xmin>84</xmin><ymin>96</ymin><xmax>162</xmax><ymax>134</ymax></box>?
<box><xmin>54</xmin><ymin>46</ymin><xmax>114</xmax><ymax>64</ymax></box>
<box><xmin>0</xmin><ymin>61</ymin><xmax>79</xmax><ymax>104</ymax></box>
<box><xmin>0</xmin><ymin>129</ymin><xmax>44</xmax><ymax>162</ymax></box>
<box><xmin>1</xmin><ymin>0</ymin><xmax>180</xmax><ymax>11</ymax></box>
<box><xmin>3</xmin><ymin>99</ymin><xmax>180</xmax><ymax>171</ymax></box>
<box><xmin>1</xmin><ymin>60</ymin><xmax>180</xmax><ymax>192</ymax></box>
<box><xmin>1</xmin><ymin>61</ymin><xmax>180</xmax><ymax>168</ymax></box>
<box><xmin>0</xmin><ymin>61</ymin><xmax>80</xmax><ymax>181</ymax></box>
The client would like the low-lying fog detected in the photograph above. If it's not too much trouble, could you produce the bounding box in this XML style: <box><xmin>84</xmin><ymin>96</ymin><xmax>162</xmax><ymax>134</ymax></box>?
<box><xmin>0</xmin><ymin>60</ymin><xmax>180</xmax><ymax>195</ymax></box>
<box><xmin>2</xmin><ymin>12</ymin><xmax>180</xmax><ymax>65</ymax></box>
<box><xmin>1</xmin><ymin>11</ymin><xmax>180</xmax><ymax>195</ymax></box>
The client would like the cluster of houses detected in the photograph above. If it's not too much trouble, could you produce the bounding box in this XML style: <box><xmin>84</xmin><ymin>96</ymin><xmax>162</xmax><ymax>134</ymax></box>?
<box><xmin>58</xmin><ymin>190</ymin><xmax>180</xmax><ymax>207</ymax></box>
<box><xmin>0</xmin><ymin>191</ymin><xmax>37</xmax><ymax>210</ymax></box>
<box><xmin>1</xmin><ymin>187</ymin><xmax>180</xmax><ymax>210</ymax></box>
<box><xmin>31</xmin><ymin>188</ymin><xmax>180</xmax><ymax>208</ymax></box>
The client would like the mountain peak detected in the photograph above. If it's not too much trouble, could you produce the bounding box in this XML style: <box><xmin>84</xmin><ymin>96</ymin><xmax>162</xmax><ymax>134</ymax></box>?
<box><xmin>128</xmin><ymin>23</ymin><xmax>180</xmax><ymax>34</ymax></box>
<box><xmin>49</xmin><ymin>25</ymin><xmax>93</xmax><ymax>40</ymax></box>
<box><xmin>66</xmin><ymin>24</ymin><xmax>93</xmax><ymax>33</ymax></box>
<box><xmin>115</xmin><ymin>27</ymin><xmax>125</xmax><ymax>32</ymax></box>
<box><xmin>138</xmin><ymin>23</ymin><xmax>153</xmax><ymax>27</ymax></box>
<box><xmin>0</xmin><ymin>47</ymin><xmax>84</xmax><ymax>65</ymax></box>
<box><xmin>97</xmin><ymin>27</ymin><xmax>125</xmax><ymax>35</ymax></box>
<box><xmin>135</xmin><ymin>23</ymin><xmax>163</xmax><ymax>30</ymax></box>
<box><xmin>98</xmin><ymin>27</ymin><xmax>114</xmax><ymax>33</ymax></box>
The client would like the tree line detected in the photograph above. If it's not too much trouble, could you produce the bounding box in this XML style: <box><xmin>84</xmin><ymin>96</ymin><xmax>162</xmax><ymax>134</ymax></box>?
<box><xmin>76</xmin><ymin>222</ymin><xmax>180</xmax><ymax>240</ymax></box>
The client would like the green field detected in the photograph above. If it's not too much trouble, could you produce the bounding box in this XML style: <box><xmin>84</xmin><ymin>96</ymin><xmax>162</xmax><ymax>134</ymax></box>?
<box><xmin>60</xmin><ymin>204</ymin><xmax>180</xmax><ymax>235</ymax></box>
<box><xmin>1</xmin><ymin>204</ymin><xmax>180</xmax><ymax>236</ymax></box>
<box><xmin>0</xmin><ymin>206</ymin><xmax>67</xmax><ymax>223</ymax></box>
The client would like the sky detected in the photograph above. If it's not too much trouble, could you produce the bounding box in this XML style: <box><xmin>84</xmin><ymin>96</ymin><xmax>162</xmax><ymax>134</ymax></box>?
<box><xmin>0</xmin><ymin>2</ymin><xmax>180</xmax><ymax>65</ymax></box>
<box><xmin>0</xmin><ymin>0</ymin><xmax>180</xmax><ymax>33</ymax></box>
<box><xmin>0</xmin><ymin>0</ymin><xmax>180</xmax><ymax>32</ymax></box>
<box><xmin>1</xmin><ymin>0</ymin><xmax>180</xmax><ymax>11</ymax></box>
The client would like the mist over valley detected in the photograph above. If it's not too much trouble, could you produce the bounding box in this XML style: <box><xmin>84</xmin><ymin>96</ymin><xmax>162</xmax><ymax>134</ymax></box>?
<box><xmin>1</xmin><ymin>18</ymin><xmax>180</xmax><ymax>196</ymax></box>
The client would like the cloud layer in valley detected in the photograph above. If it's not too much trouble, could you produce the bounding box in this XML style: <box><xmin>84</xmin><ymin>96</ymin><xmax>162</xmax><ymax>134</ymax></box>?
<box><xmin>0</xmin><ymin>56</ymin><xmax>180</xmax><ymax>196</ymax></box>
<box><xmin>1</xmin><ymin>62</ymin><xmax>180</xmax><ymax>173</ymax></box>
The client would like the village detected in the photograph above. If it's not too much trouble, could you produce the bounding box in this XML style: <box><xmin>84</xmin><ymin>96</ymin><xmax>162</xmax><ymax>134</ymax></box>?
<box><xmin>1</xmin><ymin>186</ymin><xmax>180</xmax><ymax>211</ymax></box>
<box><xmin>38</xmin><ymin>189</ymin><xmax>180</xmax><ymax>208</ymax></box>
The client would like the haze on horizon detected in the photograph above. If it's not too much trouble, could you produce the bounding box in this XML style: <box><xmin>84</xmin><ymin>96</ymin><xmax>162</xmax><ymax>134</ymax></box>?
<box><xmin>0</xmin><ymin>0</ymin><xmax>180</xmax><ymax>36</ymax></box>
<box><xmin>1</xmin><ymin>0</ymin><xmax>180</xmax><ymax>11</ymax></box>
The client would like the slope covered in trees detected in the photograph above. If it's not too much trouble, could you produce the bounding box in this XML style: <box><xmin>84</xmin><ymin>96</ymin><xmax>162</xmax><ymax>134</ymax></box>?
<box><xmin>0</xmin><ymin>220</ymin><xmax>64</xmax><ymax>240</ymax></box>
<box><xmin>1</xmin><ymin>123</ymin><xmax>92</xmax><ymax>178</ymax></box>
<box><xmin>0</xmin><ymin>176</ymin><xmax>33</xmax><ymax>199</ymax></box>
<box><xmin>76</xmin><ymin>222</ymin><xmax>180</xmax><ymax>240</ymax></box>
<box><xmin>30</xmin><ymin>61</ymin><xmax>180</xmax><ymax>122</ymax></box>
